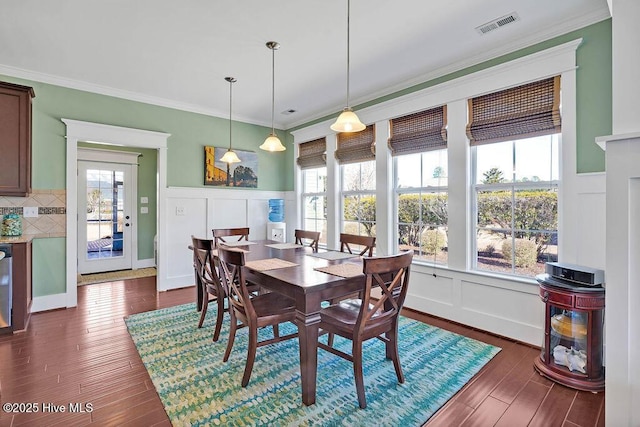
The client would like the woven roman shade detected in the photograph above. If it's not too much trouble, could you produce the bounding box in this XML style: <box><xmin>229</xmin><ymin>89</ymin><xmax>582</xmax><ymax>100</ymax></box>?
<box><xmin>335</xmin><ymin>124</ymin><xmax>376</xmax><ymax>164</ymax></box>
<box><xmin>388</xmin><ymin>106</ymin><xmax>447</xmax><ymax>156</ymax></box>
<box><xmin>297</xmin><ymin>138</ymin><xmax>327</xmax><ymax>169</ymax></box>
<box><xmin>466</xmin><ymin>76</ymin><xmax>561</xmax><ymax>146</ymax></box>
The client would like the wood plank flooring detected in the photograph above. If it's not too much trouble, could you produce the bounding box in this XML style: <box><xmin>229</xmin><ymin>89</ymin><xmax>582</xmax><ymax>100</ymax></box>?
<box><xmin>0</xmin><ymin>278</ymin><xmax>604</xmax><ymax>426</ymax></box>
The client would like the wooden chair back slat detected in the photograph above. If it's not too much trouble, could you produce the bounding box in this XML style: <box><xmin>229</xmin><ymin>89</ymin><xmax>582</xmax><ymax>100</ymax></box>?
<box><xmin>340</xmin><ymin>233</ymin><xmax>376</xmax><ymax>256</ymax></box>
<box><xmin>213</xmin><ymin>227</ymin><xmax>250</xmax><ymax>247</ymax></box>
<box><xmin>294</xmin><ymin>229</ymin><xmax>321</xmax><ymax>251</ymax></box>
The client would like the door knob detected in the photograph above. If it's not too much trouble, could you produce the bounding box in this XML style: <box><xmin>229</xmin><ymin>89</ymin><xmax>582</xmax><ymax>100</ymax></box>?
<box><xmin>125</xmin><ymin>223</ymin><xmax>130</xmax><ymax>227</ymax></box>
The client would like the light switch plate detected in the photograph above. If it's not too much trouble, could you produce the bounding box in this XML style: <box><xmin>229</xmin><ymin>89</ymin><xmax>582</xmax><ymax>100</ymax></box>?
<box><xmin>176</xmin><ymin>206</ymin><xmax>185</xmax><ymax>216</ymax></box>
<box><xmin>140</xmin><ymin>196</ymin><xmax>149</xmax><ymax>204</ymax></box>
<box><xmin>23</xmin><ymin>206</ymin><xmax>39</xmax><ymax>217</ymax></box>
<box><xmin>141</xmin><ymin>207</ymin><xmax>149</xmax><ymax>214</ymax></box>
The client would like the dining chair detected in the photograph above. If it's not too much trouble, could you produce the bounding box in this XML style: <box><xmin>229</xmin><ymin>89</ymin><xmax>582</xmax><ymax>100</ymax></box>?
<box><xmin>212</xmin><ymin>227</ymin><xmax>250</xmax><ymax>247</ymax></box>
<box><xmin>217</xmin><ymin>246</ymin><xmax>299</xmax><ymax>387</ymax></box>
<box><xmin>294</xmin><ymin>229</ymin><xmax>321</xmax><ymax>251</ymax></box>
<box><xmin>326</xmin><ymin>233</ymin><xmax>378</xmax><ymax>347</ymax></box>
<box><xmin>340</xmin><ymin>233</ymin><xmax>376</xmax><ymax>256</ymax></box>
<box><xmin>190</xmin><ymin>236</ymin><xmax>226</xmax><ymax>342</ymax></box>
<box><xmin>318</xmin><ymin>250</ymin><xmax>413</xmax><ymax>409</ymax></box>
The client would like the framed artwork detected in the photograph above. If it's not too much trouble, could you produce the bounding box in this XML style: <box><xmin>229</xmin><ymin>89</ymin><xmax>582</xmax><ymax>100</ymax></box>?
<box><xmin>204</xmin><ymin>146</ymin><xmax>258</xmax><ymax>187</ymax></box>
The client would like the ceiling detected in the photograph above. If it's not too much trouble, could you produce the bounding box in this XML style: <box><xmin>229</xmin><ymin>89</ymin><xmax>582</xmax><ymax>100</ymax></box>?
<box><xmin>0</xmin><ymin>1</ymin><xmax>609</xmax><ymax>130</ymax></box>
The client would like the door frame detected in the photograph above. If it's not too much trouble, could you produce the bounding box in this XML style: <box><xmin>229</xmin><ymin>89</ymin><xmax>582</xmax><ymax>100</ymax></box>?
<box><xmin>63</xmin><ymin>119</ymin><xmax>170</xmax><ymax>307</ymax></box>
<box><xmin>77</xmin><ymin>148</ymin><xmax>140</xmax><ymax>274</ymax></box>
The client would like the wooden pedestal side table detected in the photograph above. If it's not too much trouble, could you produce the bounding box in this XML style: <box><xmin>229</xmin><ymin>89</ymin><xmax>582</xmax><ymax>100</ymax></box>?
<box><xmin>534</xmin><ymin>274</ymin><xmax>605</xmax><ymax>392</ymax></box>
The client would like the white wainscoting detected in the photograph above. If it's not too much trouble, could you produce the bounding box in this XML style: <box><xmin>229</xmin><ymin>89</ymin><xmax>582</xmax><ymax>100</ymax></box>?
<box><xmin>404</xmin><ymin>171</ymin><xmax>606</xmax><ymax>346</ymax></box>
<box><xmin>158</xmin><ymin>171</ymin><xmax>605</xmax><ymax>347</ymax></box>
<box><xmin>159</xmin><ymin>186</ymin><xmax>294</xmax><ymax>291</ymax></box>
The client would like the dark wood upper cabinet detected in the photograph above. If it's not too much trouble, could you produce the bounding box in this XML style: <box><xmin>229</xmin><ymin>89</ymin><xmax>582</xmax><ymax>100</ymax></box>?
<box><xmin>0</xmin><ymin>81</ymin><xmax>35</xmax><ymax>197</ymax></box>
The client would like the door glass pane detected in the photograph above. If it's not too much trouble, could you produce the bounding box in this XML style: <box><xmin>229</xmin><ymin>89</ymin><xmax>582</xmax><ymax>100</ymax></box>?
<box><xmin>85</xmin><ymin>168</ymin><xmax>124</xmax><ymax>260</ymax></box>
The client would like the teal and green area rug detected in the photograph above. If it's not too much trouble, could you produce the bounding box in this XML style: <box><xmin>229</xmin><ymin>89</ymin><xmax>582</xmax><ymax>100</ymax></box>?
<box><xmin>125</xmin><ymin>303</ymin><xmax>501</xmax><ymax>426</ymax></box>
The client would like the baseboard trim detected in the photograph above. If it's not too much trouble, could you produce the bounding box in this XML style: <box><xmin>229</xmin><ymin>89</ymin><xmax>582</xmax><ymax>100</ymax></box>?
<box><xmin>135</xmin><ymin>258</ymin><xmax>156</xmax><ymax>269</ymax></box>
<box><xmin>31</xmin><ymin>293</ymin><xmax>68</xmax><ymax>313</ymax></box>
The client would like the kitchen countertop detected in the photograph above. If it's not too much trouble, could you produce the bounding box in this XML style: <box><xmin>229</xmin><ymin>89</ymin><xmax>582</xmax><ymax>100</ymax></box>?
<box><xmin>0</xmin><ymin>235</ymin><xmax>35</xmax><ymax>244</ymax></box>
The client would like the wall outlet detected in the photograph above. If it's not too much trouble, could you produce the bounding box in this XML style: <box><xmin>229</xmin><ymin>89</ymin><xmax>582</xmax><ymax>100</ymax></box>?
<box><xmin>175</xmin><ymin>206</ymin><xmax>185</xmax><ymax>216</ymax></box>
<box><xmin>271</xmin><ymin>228</ymin><xmax>284</xmax><ymax>242</ymax></box>
<box><xmin>23</xmin><ymin>206</ymin><xmax>39</xmax><ymax>217</ymax></box>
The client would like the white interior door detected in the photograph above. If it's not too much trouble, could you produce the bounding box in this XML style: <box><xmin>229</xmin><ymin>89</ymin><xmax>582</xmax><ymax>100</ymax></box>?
<box><xmin>77</xmin><ymin>160</ymin><xmax>134</xmax><ymax>274</ymax></box>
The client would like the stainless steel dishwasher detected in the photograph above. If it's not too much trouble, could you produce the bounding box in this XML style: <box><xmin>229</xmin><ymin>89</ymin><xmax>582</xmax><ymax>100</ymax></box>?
<box><xmin>0</xmin><ymin>244</ymin><xmax>12</xmax><ymax>329</ymax></box>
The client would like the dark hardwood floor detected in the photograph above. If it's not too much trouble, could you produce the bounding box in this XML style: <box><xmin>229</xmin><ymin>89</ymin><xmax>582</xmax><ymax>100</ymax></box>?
<box><xmin>0</xmin><ymin>278</ymin><xmax>604</xmax><ymax>426</ymax></box>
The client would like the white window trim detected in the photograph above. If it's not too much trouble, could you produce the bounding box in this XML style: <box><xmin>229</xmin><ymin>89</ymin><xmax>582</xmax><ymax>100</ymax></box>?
<box><xmin>292</xmin><ymin>38</ymin><xmax>580</xmax><ymax>274</ymax></box>
<box><xmin>300</xmin><ymin>167</ymin><xmax>328</xmax><ymax>245</ymax></box>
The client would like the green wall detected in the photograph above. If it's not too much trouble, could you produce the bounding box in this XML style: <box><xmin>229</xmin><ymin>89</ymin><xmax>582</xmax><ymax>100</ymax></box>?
<box><xmin>19</xmin><ymin>80</ymin><xmax>292</xmax><ymax>190</ymax></box>
<box><xmin>0</xmin><ymin>18</ymin><xmax>612</xmax><ymax>299</ymax></box>
<box><xmin>293</xmin><ymin>19</ymin><xmax>612</xmax><ymax>173</ymax></box>
<box><xmin>0</xmin><ymin>74</ymin><xmax>293</xmax><ymax>298</ymax></box>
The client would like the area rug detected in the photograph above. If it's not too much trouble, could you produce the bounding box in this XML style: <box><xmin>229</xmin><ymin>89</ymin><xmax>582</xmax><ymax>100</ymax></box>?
<box><xmin>78</xmin><ymin>267</ymin><xmax>157</xmax><ymax>285</ymax></box>
<box><xmin>125</xmin><ymin>303</ymin><xmax>500</xmax><ymax>426</ymax></box>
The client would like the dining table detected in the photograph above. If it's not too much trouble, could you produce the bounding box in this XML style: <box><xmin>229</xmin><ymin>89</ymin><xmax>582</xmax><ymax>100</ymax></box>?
<box><xmin>220</xmin><ymin>239</ymin><xmax>366</xmax><ymax>406</ymax></box>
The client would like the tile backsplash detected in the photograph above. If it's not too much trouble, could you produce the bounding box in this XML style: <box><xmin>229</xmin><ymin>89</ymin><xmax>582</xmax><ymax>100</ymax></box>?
<box><xmin>0</xmin><ymin>190</ymin><xmax>66</xmax><ymax>238</ymax></box>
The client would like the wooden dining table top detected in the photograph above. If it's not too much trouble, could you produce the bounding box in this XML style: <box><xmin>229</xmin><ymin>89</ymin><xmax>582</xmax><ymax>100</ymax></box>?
<box><xmin>219</xmin><ymin>239</ymin><xmax>366</xmax><ymax>406</ymax></box>
<box><xmin>227</xmin><ymin>239</ymin><xmax>366</xmax><ymax>300</ymax></box>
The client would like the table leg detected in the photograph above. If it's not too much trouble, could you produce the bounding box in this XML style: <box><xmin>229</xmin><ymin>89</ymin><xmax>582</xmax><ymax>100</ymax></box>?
<box><xmin>296</xmin><ymin>311</ymin><xmax>320</xmax><ymax>406</ymax></box>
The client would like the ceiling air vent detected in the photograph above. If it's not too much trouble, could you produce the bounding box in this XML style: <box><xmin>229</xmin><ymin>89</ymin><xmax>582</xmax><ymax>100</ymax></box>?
<box><xmin>476</xmin><ymin>12</ymin><xmax>520</xmax><ymax>35</ymax></box>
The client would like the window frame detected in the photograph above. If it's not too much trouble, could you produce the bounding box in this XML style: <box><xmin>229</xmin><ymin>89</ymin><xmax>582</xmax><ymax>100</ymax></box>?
<box><xmin>340</xmin><ymin>160</ymin><xmax>377</xmax><ymax>238</ymax></box>
<box><xmin>393</xmin><ymin>148</ymin><xmax>449</xmax><ymax>266</ymax></box>
<box><xmin>300</xmin><ymin>167</ymin><xmax>328</xmax><ymax>245</ymax></box>
<box><xmin>292</xmin><ymin>39</ymin><xmax>580</xmax><ymax>283</ymax></box>
<box><xmin>471</xmin><ymin>134</ymin><xmax>560</xmax><ymax>277</ymax></box>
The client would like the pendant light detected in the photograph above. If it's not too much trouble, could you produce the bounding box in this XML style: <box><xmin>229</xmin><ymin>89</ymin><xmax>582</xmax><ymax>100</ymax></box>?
<box><xmin>330</xmin><ymin>0</ymin><xmax>365</xmax><ymax>133</ymax></box>
<box><xmin>220</xmin><ymin>77</ymin><xmax>241</xmax><ymax>164</ymax></box>
<box><xmin>260</xmin><ymin>41</ymin><xmax>287</xmax><ymax>152</ymax></box>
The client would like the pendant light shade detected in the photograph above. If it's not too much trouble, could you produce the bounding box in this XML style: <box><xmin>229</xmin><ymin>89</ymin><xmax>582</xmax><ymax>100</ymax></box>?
<box><xmin>260</xmin><ymin>41</ymin><xmax>286</xmax><ymax>152</ymax></box>
<box><xmin>331</xmin><ymin>107</ymin><xmax>365</xmax><ymax>133</ymax></box>
<box><xmin>330</xmin><ymin>0</ymin><xmax>365</xmax><ymax>133</ymax></box>
<box><xmin>220</xmin><ymin>77</ymin><xmax>241</xmax><ymax>164</ymax></box>
<box><xmin>220</xmin><ymin>148</ymin><xmax>241</xmax><ymax>164</ymax></box>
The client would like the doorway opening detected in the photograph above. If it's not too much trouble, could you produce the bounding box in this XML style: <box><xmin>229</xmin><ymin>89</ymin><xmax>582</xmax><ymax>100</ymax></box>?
<box><xmin>63</xmin><ymin>119</ymin><xmax>170</xmax><ymax>307</ymax></box>
<box><xmin>77</xmin><ymin>148</ymin><xmax>139</xmax><ymax>275</ymax></box>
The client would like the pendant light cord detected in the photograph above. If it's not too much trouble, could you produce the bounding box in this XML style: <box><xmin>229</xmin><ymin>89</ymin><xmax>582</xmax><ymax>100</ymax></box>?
<box><xmin>225</xmin><ymin>77</ymin><xmax>236</xmax><ymax>151</ymax></box>
<box><xmin>271</xmin><ymin>46</ymin><xmax>276</xmax><ymax>135</ymax></box>
<box><xmin>229</xmin><ymin>80</ymin><xmax>233</xmax><ymax>149</ymax></box>
<box><xmin>346</xmin><ymin>0</ymin><xmax>351</xmax><ymax>108</ymax></box>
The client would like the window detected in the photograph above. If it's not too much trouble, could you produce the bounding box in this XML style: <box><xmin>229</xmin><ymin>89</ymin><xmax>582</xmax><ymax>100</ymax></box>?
<box><xmin>390</xmin><ymin>106</ymin><xmax>448</xmax><ymax>264</ymax></box>
<box><xmin>395</xmin><ymin>150</ymin><xmax>448</xmax><ymax>263</ymax></box>
<box><xmin>298</xmin><ymin>138</ymin><xmax>327</xmax><ymax>245</ymax></box>
<box><xmin>341</xmin><ymin>161</ymin><xmax>376</xmax><ymax>238</ymax></box>
<box><xmin>468</xmin><ymin>77</ymin><xmax>561</xmax><ymax>278</ymax></box>
<box><xmin>473</xmin><ymin>135</ymin><xmax>559</xmax><ymax>276</ymax></box>
<box><xmin>301</xmin><ymin>168</ymin><xmax>327</xmax><ymax>245</ymax></box>
<box><xmin>336</xmin><ymin>125</ymin><xmax>377</xmax><ymax>242</ymax></box>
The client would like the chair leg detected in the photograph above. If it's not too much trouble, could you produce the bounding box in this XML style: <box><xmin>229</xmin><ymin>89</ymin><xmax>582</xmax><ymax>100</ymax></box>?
<box><xmin>197</xmin><ymin>295</ymin><xmax>208</xmax><ymax>328</ymax></box>
<box><xmin>327</xmin><ymin>332</ymin><xmax>335</xmax><ymax>347</ymax></box>
<box><xmin>272</xmin><ymin>324</ymin><xmax>280</xmax><ymax>338</ymax></box>
<box><xmin>388</xmin><ymin>328</ymin><xmax>405</xmax><ymax>383</ymax></box>
<box><xmin>212</xmin><ymin>295</ymin><xmax>224</xmax><ymax>342</ymax></box>
<box><xmin>352</xmin><ymin>339</ymin><xmax>367</xmax><ymax>409</ymax></box>
<box><xmin>223</xmin><ymin>311</ymin><xmax>237</xmax><ymax>362</ymax></box>
<box><xmin>242</xmin><ymin>326</ymin><xmax>258</xmax><ymax>387</ymax></box>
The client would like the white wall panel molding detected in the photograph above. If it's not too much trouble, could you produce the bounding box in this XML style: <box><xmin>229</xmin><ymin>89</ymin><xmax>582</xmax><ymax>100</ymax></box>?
<box><xmin>160</xmin><ymin>187</ymin><xmax>293</xmax><ymax>291</ymax></box>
